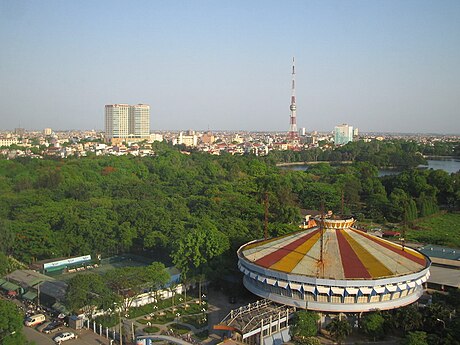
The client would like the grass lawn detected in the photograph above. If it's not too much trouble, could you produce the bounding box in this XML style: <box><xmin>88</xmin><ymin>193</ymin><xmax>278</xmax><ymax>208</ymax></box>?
<box><xmin>181</xmin><ymin>315</ymin><xmax>207</xmax><ymax>329</ymax></box>
<box><xmin>178</xmin><ymin>301</ymin><xmax>206</xmax><ymax>315</ymax></box>
<box><xmin>143</xmin><ymin>326</ymin><xmax>160</xmax><ymax>333</ymax></box>
<box><xmin>407</xmin><ymin>213</ymin><xmax>460</xmax><ymax>247</ymax></box>
<box><xmin>170</xmin><ymin>323</ymin><xmax>191</xmax><ymax>335</ymax></box>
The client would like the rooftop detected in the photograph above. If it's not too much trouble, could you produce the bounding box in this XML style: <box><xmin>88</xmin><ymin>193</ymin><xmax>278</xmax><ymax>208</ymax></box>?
<box><xmin>241</xmin><ymin>227</ymin><xmax>428</xmax><ymax>280</ymax></box>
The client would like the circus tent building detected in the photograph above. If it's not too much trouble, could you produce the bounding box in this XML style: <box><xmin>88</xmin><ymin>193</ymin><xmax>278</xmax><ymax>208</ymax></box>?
<box><xmin>238</xmin><ymin>216</ymin><xmax>431</xmax><ymax>313</ymax></box>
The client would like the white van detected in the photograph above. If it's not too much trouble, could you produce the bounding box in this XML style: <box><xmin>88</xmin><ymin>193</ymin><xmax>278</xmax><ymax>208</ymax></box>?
<box><xmin>25</xmin><ymin>313</ymin><xmax>46</xmax><ymax>327</ymax></box>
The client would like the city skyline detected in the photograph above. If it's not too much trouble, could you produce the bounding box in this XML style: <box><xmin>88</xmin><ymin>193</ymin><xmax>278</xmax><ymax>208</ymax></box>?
<box><xmin>1</xmin><ymin>1</ymin><xmax>460</xmax><ymax>134</ymax></box>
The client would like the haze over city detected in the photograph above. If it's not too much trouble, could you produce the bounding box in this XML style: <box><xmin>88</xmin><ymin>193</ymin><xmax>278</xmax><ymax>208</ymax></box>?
<box><xmin>1</xmin><ymin>0</ymin><xmax>459</xmax><ymax>134</ymax></box>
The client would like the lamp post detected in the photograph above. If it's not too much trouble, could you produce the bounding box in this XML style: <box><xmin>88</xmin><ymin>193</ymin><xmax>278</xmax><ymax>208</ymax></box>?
<box><xmin>176</xmin><ymin>312</ymin><xmax>181</xmax><ymax>324</ymax></box>
<box><xmin>114</xmin><ymin>303</ymin><xmax>122</xmax><ymax>345</ymax></box>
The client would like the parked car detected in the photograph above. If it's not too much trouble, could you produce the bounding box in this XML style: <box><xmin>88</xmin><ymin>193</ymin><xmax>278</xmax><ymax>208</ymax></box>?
<box><xmin>36</xmin><ymin>321</ymin><xmax>51</xmax><ymax>332</ymax></box>
<box><xmin>53</xmin><ymin>332</ymin><xmax>77</xmax><ymax>343</ymax></box>
<box><xmin>24</xmin><ymin>313</ymin><xmax>46</xmax><ymax>327</ymax></box>
<box><xmin>43</xmin><ymin>320</ymin><xmax>64</xmax><ymax>334</ymax></box>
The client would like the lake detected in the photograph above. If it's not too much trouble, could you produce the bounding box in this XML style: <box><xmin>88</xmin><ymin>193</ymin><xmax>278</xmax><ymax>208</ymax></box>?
<box><xmin>280</xmin><ymin>158</ymin><xmax>460</xmax><ymax>176</ymax></box>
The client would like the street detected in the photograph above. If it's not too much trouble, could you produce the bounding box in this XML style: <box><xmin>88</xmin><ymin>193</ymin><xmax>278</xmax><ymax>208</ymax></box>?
<box><xmin>23</xmin><ymin>325</ymin><xmax>113</xmax><ymax>345</ymax></box>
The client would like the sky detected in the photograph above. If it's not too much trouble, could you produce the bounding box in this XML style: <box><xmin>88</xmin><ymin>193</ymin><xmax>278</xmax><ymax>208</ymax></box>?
<box><xmin>0</xmin><ymin>0</ymin><xmax>459</xmax><ymax>134</ymax></box>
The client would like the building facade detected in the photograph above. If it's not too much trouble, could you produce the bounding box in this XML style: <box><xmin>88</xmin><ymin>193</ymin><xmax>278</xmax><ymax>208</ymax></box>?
<box><xmin>334</xmin><ymin>124</ymin><xmax>354</xmax><ymax>145</ymax></box>
<box><xmin>105</xmin><ymin>104</ymin><xmax>150</xmax><ymax>143</ymax></box>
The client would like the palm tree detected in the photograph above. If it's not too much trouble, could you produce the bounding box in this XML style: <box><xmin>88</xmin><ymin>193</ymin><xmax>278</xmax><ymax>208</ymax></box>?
<box><xmin>326</xmin><ymin>317</ymin><xmax>352</xmax><ymax>345</ymax></box>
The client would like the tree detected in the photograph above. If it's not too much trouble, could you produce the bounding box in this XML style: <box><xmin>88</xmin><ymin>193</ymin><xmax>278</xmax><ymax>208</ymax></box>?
<box><xmin>171</xmin><ymin>217</ymin><xmax>230</xmax><ymax>276</ymax></box>
<box><xmin>0</xmin><ymin>252</ymin><xmax>9</xmax><ymax>276</ymax></box>
<box><xmin>65</xmin><ymin>273</ymin><xmax>116</xmax><ymax>315</ymax></box>
<box><xmin>105</xmin><ymin>263</ymin><xmax>169</xmax><ymax>313</ymax></box>
<box><xmin>403</xmin><ymin>331</ymin><xmax>428</xmax><ymax>345</ymax></box>
<box><xmin>396</xmin><ymin>304</ymin><xmax>423</xmax><ymax>333</ymax></box>
<box><xmin>326</xmin><ymin>318</ymin><xmax>351</xmax><ymax>345</ymax></box>
<box><xmin>0</xmin><ymin>300</ymin><xmax>27</xmax><ymax>345</ymax></box>
<box><xmin>290</xmin><ymin>311</ymin><xmax>319</xmax><ymax>339</ymax></box>
<box><xmin>0</xmin><ymin>219</ymin><xmax>14</xmax><ymax>255</ymax></box>
<box><xmin>361</xmin><ymin>312</ymin><xmax>385</xmax><ymax>341</ymax></box>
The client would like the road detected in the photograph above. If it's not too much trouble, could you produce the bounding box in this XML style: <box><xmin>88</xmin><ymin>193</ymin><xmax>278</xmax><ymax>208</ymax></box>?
<box><xmin>24</xmin><ymin>325</ymin><xmax>113</xmax><ymax>345</ymax></box>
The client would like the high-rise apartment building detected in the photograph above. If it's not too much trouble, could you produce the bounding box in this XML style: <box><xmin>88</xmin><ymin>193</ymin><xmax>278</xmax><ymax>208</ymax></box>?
<box><xmin>130</xmin><ymin>104</ymin><xmax>150</xmax><ymax>138</ymax></box>
<box><xmin>334</xmin><ymin>124</ymin><xmax>354</xmax><ymax>145</ymax></box>
<box><xmin>105</xmin><ymin>104</ymin><xmax>150</xmax><ymax>143</ymax></box>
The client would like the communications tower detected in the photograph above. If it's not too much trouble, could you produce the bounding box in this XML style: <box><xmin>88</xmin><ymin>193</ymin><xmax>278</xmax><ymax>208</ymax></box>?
<box><xmin>288</xmin><ymin>57</ymin><xmax>299</xmax><ymax>143</ymax></box>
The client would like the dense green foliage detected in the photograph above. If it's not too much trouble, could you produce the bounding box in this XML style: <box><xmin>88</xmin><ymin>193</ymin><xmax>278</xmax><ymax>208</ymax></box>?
<box><xmin>65</xmin><ymin>262</ymin><xmax>170</xmax><ymax>314</ymax></box>
<box><xmin>0</xmin><ymin>300</ymin><xmax>27</xmax><ymax>345</ymax></box>
<box><xmin>373</xmin><ymin>294</ymin><xmax>460</xmax><ymax>344</ymax></box>
<box><xmin>361</xmin><ymin>312</ymin><xmax>385</xmax><ymax>341</ymax></box>
<box><xmin>290</xmin><ymin>311</ymin><xmax>319</xmax><ymax>339</ymax></box>
<box><xmin>0</xmin><ymin>144</ymin><xmax>289</xmax><ymax>264</ymax></box>
<box><xmin>269</xmin><ymin>139</ymin><xmax>429</xmax><ymax>168</ymax></box>
<box><xmin>0</xmin><ymin>141</ymin><xmax>458</xmax><ymax>270</ymax></box>
<box><xmin>325</xmin><ymin>318</ymin><xmax>351</xmax><ymax>345</ymax></box>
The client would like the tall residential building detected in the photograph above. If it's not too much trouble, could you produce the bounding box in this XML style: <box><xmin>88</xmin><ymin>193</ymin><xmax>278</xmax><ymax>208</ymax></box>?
<box><xmin>130</xmin><ymin>104</ymin><xmax>150</xmax><ymax>138</ymax></box>
<box><xmin>105</xmin><ymin>104</ymin><xmax>150</xmax><ymax>143</ymax></box>
<box><xmin>334</xmin><ymin>124</ymin><xmax>354</xmax><ymax>145</ymax></box>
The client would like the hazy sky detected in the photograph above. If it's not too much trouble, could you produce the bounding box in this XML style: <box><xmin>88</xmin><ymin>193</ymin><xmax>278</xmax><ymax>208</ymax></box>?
<box><xmin>1</xmin><ymin>0</ymin><xmax>459</xmax><ymax>133</ymax></box>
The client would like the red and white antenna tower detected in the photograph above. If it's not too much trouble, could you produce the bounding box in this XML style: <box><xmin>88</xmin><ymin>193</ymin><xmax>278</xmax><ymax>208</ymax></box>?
<box><xmin>288</xmin><ymin>57</ymin><xmax>299</xmax><ymax>143</ymax></box>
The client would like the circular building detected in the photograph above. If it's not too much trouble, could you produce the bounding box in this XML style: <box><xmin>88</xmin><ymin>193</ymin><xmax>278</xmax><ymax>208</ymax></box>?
<box><xmin>238</xmin><ymin>217</ymin><xmax>431</xmax><ymax>313</ymax></box>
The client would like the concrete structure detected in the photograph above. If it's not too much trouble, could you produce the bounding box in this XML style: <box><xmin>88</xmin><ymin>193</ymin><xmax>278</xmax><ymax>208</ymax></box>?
<box><xmin>105</xmin><ymin>104</ymin><xmax>150</xmax><ymax>143</ymax></box>
<box><xmin>177</xmin><ymin>131</ymin><xmax>198</xmax><ymax>147</ymax></box>
<box><xmin>334</xmin><ymin>124</ymin><xmax>354</xmax><ymax>145</ymax></box>
<box><xmin>238</xmin><ymin>216</ymin><xmax>430</xmax><ymax>313</ymax></box>
<box><xmin>214</xmin><ymin>300</ymin><xmax>293</xmax><ymax>345</ymax></box>
<box><xmin>43</xmin><ymin>128</ymin><xmax>52</xmax><ymax>136</ymax></box>
<box><xmin>0</xmin><ymin>137</ymin><xmax>19</xmax><ymax>147</ymax></box>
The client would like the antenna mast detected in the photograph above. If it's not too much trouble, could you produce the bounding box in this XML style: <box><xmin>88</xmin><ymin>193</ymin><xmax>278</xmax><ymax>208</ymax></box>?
<box><xmin>288</xmin><ymin>57</ymin><xmax>299</xmax><ymax>144</ymax></box>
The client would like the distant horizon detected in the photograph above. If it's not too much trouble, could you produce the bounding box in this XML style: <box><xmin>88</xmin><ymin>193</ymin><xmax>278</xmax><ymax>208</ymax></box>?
<box><xmin>1</xmin><ymin>1</ymin><xmax>459</xmax><ymax>133</ymax></box>
<box><xmin>2</xmin><ymin>126</ymin><xmax>459</xmax><ymax>137</ymax></box>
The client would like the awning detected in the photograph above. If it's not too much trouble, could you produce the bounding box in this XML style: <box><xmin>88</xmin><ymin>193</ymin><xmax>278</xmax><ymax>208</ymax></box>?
<box><xmin>266</xmin><ymin>278</ymin><xmax>277</xmax><ymax>286</ymax></box>
<box><xmin>331</xmin><ymin>287</ymin><xmax>345</xmax><ymax>295</ymax></box>
<box><xmin>359</xmin><ymin>287</ymin><xmax>373</xmax><ymax>295</ymax></box>
<box><xmin>52</xmin><ymin>302</ymin><xmax>69</xmax><ymax>314</ymax></box>
<box><xmin>277</xmin><ymin>281</ymin><xmax>289</xmax><ymax>289</ymax></box>
<box><xmin>397</xmin><ymin>283</ymin><xmax>408</xmax><ymax>291</ymax></box>
<box><xmin>0</xmin><ymin>281</ymin><xmax>20</xmax><ymax>292</ymax></box>
<box><xmin>257</xmin><ymin>275</ymin><xmax>266</xmax><ymax>283</ymax></box>
<box><xmin>373</xmin><ymin>286</ymin><xmax>386</xmax><ymax>294</ymax></box>
<box><xmin>0</xmin><ymin>278</ymin><xmax>7</xmax><ymax>286</ymax></box>
<box><xmin>407</xmin><ymin>281</ymin><xmax>416</xmax><ymax>288</ymax></box>
<box><xmin>386</xmin><ymin>285</ymin><xmax>398</xmax><ymax>292</ymax></box>
<box><xmin>249</xmin><ymin>272</ymin><xmax>257</xmax><ymax>279</ymax></box>
<box><xmin>289</xmin><ymin>282</ymin><xmax>302</xmax><ymax>291</ymax></box>
<box><xmin>415</xmin><ymin>278</ymin><xmax>423</xmax><ymax>286</ymax></box>
<box><xmin>317</xmin><ymin>286</ymin><xmax>330</xmax><ymax>294</ymax></box>
<box><xmin>345</xmin><ymin>287</ymin><xmax>359</xmax><ymax>295</ymax></box>
<box><xmin>303</xmin><ymin>285</ymin><xmax>316</xmax><ymax>293</ymax></box>
<box><xmin>22</xmin><ymin>291</ymin><xmax>38</xmax><ymax>301</ymax></box>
